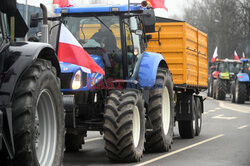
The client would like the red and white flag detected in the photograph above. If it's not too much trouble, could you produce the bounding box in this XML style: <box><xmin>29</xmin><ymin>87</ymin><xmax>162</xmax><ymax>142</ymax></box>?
<box><xmin>242</xmin><ymin>52</ymin><xmax>246</xmax><ymax>59</ymax></box>
<box><xmin>211</xmin><ymin>47</ymin><xmax>218</xmax><ymax>63</ymax></box>
<box><xmin>53</xmin><ymin>0</ymin><xmax>73</xmax><ymax>7</ymax></box>
<box><xmin>147</xmin><ymin>0</ymin><xmax>168</xmax><ymax>11</ymax></box>
<box><xmin>58</xmin><ymin>24</ymin><xmax>105</xmax><ymax>75</ymax></box>
<box><xmin>234</xmin><ymin>51</ymin><xmax>240</xmax><ymax>60</ymax></box>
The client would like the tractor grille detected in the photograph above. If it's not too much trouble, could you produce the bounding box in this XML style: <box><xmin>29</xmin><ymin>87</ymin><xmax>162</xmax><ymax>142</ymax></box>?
<box><xmin>82</xmin><ymin>72</ymin><xmax>87</xmax><ymax>87</ymax></box>
<box><xmin>61</xmin><ymin>73</ymin><xmax>73</xmax><ymax>89</ymax></box>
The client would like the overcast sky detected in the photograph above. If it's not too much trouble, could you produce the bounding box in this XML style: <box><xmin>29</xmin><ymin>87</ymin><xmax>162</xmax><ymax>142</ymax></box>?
<box><xmin>17</xmin><ymin>0</ymin><xmax>191</xmax><ymax>18</ymax></box>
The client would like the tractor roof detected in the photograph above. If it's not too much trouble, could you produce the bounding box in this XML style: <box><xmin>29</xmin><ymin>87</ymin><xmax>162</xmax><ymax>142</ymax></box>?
<box><xmin>55</xmin><ymin>4</ymin><xmax>143</xmax><ymax>14</ymax></box>
<box><xmin>216</xmin><ymin>58</ymin><xmax>242</xmax><ymax>63</ymax></box>
<box><xmin>241</xmin><ymin>59</ymin><xmax>250</xmax><ymax>62</ymax></box>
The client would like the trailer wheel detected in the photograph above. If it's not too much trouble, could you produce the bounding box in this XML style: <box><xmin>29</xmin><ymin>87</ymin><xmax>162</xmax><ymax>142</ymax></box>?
<box><xmin>12</xmin><ymin>59</ymin><xmax>64</xmax><ymax>166</ymax></box>
<box><xmin>195</xmin><ymin>97</ymin><xmax>202</xmax><ymax>136</ymax></box>
<box><xmin>231</xmin><ymin>82</ymin><xmax>236</xmax><ymax>103</ymax></box>
<box><xmin>178</xmin><ymin>95</ymin><xmax>196</xmax><ymax>139</ymax></box>
<box><xmin>65</xmin><ymin>133</ymin><xmax>83</xmax><ymax>152</ymax></box>
<box><xmin>216</xmin><ymin>78</ymin><xmax>226</xmax><ymax>100</ymax></box>
<box><xmin>235</xmin><ymin>80</ymin><xmax>246</xmax><ymax>104</ymax></box>
<box><xmin>145</xmin><ymin>69</ymin><xmax>174</xmax><ymax>152</ymax></box>
<box><xmin>104</xmin><ymin>90</ymin><xmax>145</xmax><ymax>162</ymax></box>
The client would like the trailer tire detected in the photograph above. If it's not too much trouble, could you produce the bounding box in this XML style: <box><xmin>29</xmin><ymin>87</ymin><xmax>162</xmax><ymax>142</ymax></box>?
<box><xmin>178</xmin><ymin>95</ymin><xmax>196</xmax><ymax>139</ymax></box>
<box><xmin>65</xmin><ymin>133</ymin><xmax>83</xmax><ymax>152</ymax></box>
<box><xmin>195</xmin><ymin>97</ymin><xmax>202</xmax><ymax>136</ymax></box>
<box><xmin>145</xmin><ymin>69</ymin><xmax>174</xmax><ymax>152</ymax></box>
<box><xmin>216</xmin><ymin>78</ymin><xmax>226</xmax><ymax>100</ymax></box>
<box><xmin>12</xmin><ymin>59</ymin><xmax>64</xmax><ymax>166</ymax></box>
<box><xmin>104</xmin><ymin>90</ymin><xmax>145</xmax><ymax>162</ymax></box>
<box><xmin>235</xmin><ymin>80</ymin><xmax>246</xmax><ymax>104</ymax></box>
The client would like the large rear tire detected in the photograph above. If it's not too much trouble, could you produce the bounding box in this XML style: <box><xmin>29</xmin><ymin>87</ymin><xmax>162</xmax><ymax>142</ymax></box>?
<box><xmin>145</xmin><ymin>69</ymin><xmax>174</xmax><ymax>152</ymax></box>
<box><xmin>12</xmin><ymin>59</ymin><xmax>64</xmax><ymax>166</ymax></box>
<box><xmin>104</xmin><ymin>90</ymin><xmax>145</xmax><ymax>162</ymax></box>
<box><xmin>235</xmin><ymin>80</ymin><xmax>247</xmax><ymax>104</ymax></box>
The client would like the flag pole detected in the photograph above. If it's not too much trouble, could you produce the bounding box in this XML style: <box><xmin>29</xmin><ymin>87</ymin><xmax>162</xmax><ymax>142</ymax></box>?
<box><xmin>128</xmin><ymin>0</ymin><xmax>130</xmax><ymax>14</ymax></box>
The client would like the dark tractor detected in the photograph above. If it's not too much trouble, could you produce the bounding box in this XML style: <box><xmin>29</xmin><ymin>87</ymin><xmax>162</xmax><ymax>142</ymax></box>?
<box><xmin>213</xmin><ymin>59</ymin><xmax>242</xmax><ymax>100</ymax></box>
<box><xmin>231</xmin><ymin>59</ymin><xmax>250</xmax><ymax>104</ymax></box>
<box><xmin>0</xmin><ymin>1</ymin><xmax>64</xmax><ymax>165</ymax></box>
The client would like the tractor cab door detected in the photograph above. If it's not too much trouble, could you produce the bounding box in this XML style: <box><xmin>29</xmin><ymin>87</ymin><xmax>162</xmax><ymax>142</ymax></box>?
<box><xmin>122</xmin><ymin>16</ymin><xmax>145</xmax><ymax>78</ymax></box>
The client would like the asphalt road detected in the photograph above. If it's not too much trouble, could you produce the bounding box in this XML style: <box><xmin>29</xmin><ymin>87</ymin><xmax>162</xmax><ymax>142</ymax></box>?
<box><xmin>64</xmin><ymin>95</ymin><xmax>250</xmax><ymax>166</ymax></box>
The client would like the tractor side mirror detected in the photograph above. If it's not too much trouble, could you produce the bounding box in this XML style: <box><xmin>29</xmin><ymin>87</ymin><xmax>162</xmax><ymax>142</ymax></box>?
<box><xmin>30</xmin><ymin>13</ymin><xmax>39</xmax><ymax>28</ymax></box>
<box><xmin>141</xmin><ymin>9</ymin><xmax>156</xmax><ymax>33</ymax></box>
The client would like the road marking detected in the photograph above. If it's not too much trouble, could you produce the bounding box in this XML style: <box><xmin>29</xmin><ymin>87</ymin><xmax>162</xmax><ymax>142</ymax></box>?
<box><xmin>135</xmin><ymin>134</ymin><xmax>224</xmax><ymax>166</ymax></box>
<box><xmin>212</xmin><ymin>114</ymin><xmax>237</xmax><ymax>120</ymax></box>
<box><xmin>238</xmin><ymin>125</ymin><xmax>248</xmax><ymax>129</ymax></box>
<box><xmin>204</xmin><ymin>112</ymin><xmax>209</xmax><ymax>115</ymax></box>
<box><xmin>215</xmin><ymin>108</ymin><xmax>221</xmax><ymax>110</ymax></box>
<box><xmin>219</xmin><ymin>101</ymin><xmax>250</xmax><ymax>114</ymax></box>
<box><xmin>208</xmin><ymin>109</ymin><xmax>216</xmax><ymax>113</ymax></box>
<box><xmin>85</xmin><ymin>137</ymin><xmax>103</xmax><ymax>143</ymax></box>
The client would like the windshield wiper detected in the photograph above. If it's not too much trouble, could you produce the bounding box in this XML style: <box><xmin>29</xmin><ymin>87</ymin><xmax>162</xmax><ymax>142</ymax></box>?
<box><xmin>94</xmin><ymin>16</ymin><xmax>113</xmax><ymax>33</ymax></box>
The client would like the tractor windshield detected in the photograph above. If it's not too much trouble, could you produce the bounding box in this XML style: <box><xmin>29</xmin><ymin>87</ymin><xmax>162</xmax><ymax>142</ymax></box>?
<box><xmin>218</xmin><ymin>62</ymin><xmax>241</xmax><ymax>73</ymax></box>
<box><xmin>63</xmin><ymin>15</ymin><xmax>123</xmax><ymax>78</ymax></box>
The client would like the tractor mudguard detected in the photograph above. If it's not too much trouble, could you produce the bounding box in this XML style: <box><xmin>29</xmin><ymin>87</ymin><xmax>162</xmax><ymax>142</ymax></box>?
<box><xmin>137</xmin><ymin>51</ymin><xmax>168</xmax><ymax>87</ymax></box>
<box><xmin>237</xmin><ymin>73</ymin><xmax>250</xmax><ymax>82</ymax></box>
<box><xmin>0</xmin><ymin>42</ymin><xmax>60</xmax><ymax>106</ymax></box>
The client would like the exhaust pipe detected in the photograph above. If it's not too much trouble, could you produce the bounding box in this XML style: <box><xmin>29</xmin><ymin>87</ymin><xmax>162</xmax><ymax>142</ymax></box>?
<box><xmin>40</xmin><ymin>3</ymin><xmax>49</xmax><ymax>43</ymax></box>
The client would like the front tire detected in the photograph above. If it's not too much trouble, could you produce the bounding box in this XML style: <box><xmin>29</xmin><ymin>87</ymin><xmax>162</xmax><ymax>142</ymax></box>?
<box><xmin>104</xmin><ymin>90</ymin><xmax>145</xmax><ymax>162</ymax></box>
<box><xmin>235</xmin><ymin>80</ymin><xmax>247</xmax><ymax>104</ymax></box>
<box><xmin>12</xmin><ymin>59</ymin><xmax>64</xmax><ymax>166</ymax></box>
<box><xmin>145</xmin><ymin>69</ymin><xmax>174</xmax><ymax>152</ymax></box>
<box><xmin>216</xmin><ymin>78</ymin><xmax>226</xmax><ymax>100</ymax></box>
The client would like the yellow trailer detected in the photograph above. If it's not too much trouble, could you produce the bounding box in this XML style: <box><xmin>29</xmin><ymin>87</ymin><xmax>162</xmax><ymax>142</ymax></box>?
<box><xmin>147</xmin><ymin>18</ymin><xmax>208</xmax><ymax>90</ymax></box>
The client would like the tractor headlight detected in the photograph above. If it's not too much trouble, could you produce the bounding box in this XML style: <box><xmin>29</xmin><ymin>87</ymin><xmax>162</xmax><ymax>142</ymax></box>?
<box><xmin>72</xmin><ymin>70</ymin><xmax>82</xmax><ymax>90</ymax></box>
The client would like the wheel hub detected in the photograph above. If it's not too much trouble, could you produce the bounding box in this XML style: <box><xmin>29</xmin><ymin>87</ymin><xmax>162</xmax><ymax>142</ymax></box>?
<box><xmin>162</xmin><ymin>87</ymin><xmax>171</xmax><ymax>135</ymax></box>
<box><xmin>132</xmin><ymin>106</ymin><xmax>140</xmax><ymax>148</ymax></box>
<box><xmin>35</xmin><ymin>89</ymin><xmax>57</xmax><ymax>166</ymax></box>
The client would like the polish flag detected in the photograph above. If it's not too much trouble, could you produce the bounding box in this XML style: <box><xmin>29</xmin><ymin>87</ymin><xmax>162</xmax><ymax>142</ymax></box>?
<box><xmin>234</xmin><ymin>51</ymin><xmax>240</xmax><ymax>60</ymax></box>
<box><xmin>211</xmin><ymin>47</ymin><xmax>218</xmax><ymax>63</ymax></box>
<box><xmin>147</xmin><ymin>0</ymin><xmax>168</xmax><ymax>11</ymax></box>
<box><xmin>242</xmin><ymin>52</ymin><xmax>246</xmax><ymax>59</ymax></box>
<box><xmin>58</xmin><ymin>24</ymin><xmax>105</xmax><ymax>75</ymax></box>
<box><xmin>53</xmin><ymin>0</ymin><xmax>73</xmax><ymax>7</ymax></box>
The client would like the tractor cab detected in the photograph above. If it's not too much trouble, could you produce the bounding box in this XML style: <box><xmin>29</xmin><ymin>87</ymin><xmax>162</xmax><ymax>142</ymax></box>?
<box><xmin>241</xmin><ymin>59</ymin><xmax>250</xmax><ymax>76</ymax></box>
<box><xmin>215</xmin><ymin>59</ymin><xmax>242</xmax><ymax>80</ymax></box>
<box><xmin>55</xmin><ymin>4</ymin><xmax>155</xmax><ymax>81</ymax></box>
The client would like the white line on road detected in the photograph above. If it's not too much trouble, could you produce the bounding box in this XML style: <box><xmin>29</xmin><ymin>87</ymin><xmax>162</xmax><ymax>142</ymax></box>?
<box><xmin>215</xmin><ymin>108</ymin><xmax>221</xmax><ymax>110</ymax></box>
<box><xmin>208</xmin><ymin>109</ymin><xmax>216</xmax><ymax>112</ymax></box>
<box><xmin>219</xmin><ymin>101</ymin><xmax>250</xmax><ymax>114</ymax></box>
<box><xmin>135</xmin><ymin>134</ymin><xmax>224</xmax><ymax>166</ymax></box>
<box><xmin>85</xmin><ymin>137</ymin><xmax>103</xmax><ymax>143</ymax></box>
<box><xmin>212</xmin><ymin>114</ymin><xmax>237</xmax><ymax>120</ymax></box>
<box><xmin>238</xmin><ymin>125</ymin><xmax>248</xmax><ymax>129</ymax></box>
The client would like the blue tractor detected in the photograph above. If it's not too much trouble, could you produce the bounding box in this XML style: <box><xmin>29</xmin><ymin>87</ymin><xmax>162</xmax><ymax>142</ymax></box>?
<box><xmin>232</xmin><ymin>59</ymin><xmax>250</xmax><ymax>104</ymax></box>
<box><xmin>56</xmin><ymin>5</ymin><xmax>175</xmax><ymax>162</ymax></box>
